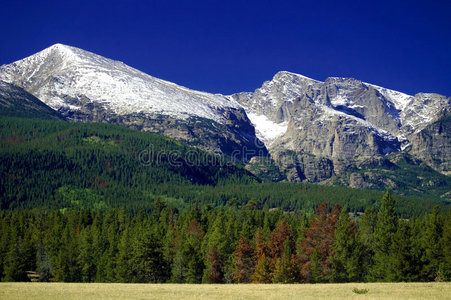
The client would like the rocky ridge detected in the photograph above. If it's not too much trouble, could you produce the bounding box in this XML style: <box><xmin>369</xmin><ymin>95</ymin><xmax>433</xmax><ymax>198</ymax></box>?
<box><xmin>0</xmin><ymin>44</ymin><xmax>449</xmax><ymax>191</ymax></box>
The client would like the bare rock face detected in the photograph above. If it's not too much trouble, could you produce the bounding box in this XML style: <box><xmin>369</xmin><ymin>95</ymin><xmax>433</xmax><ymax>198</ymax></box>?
<box><xmin>409</xmin><ymin>109</ymin><xmax>451</xmax><ymax>174</ymax></box>
<box><xmin>233</xmin><ymin>71</ymin><xmax>422</xmax><ymax>182</ymax></box>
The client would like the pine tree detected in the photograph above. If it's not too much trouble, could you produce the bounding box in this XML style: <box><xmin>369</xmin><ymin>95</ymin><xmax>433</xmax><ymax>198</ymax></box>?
<box><xmin>202</xmin><ymin>246</ymin><xmax>223</xmax><ymax>283</ymax></box>
<box><xmin>115</xmin><ymin>227</ymin><xmax>133</xmax><ymax>282</ymax></box>
<box><xmin>184</xmin><ymin>219</ymin><xmax>205</xmax><ymax>283</ymax></box>
<box><xmin>386</xmin><ymin>221</ymin><xmax>415</xmax><ymax>281</ymax></box>
<box><xmin>299</xmin><ymin>203</ymin><xmax>339</xmax><ymax>282</ymax></box>
<box><xmin>3</xmin><ymin>238</ymin><xmax>28</xmax><ymax>281</ymax></box>
<box><xmin>330</xmin><ymin>207</ymin><xmax>364</xmax><ymax>282</ymax></box>
<box><xmin>309</xmin><ymin>248</ymin><xmax>323</xmax><ymax>283</ymax></box>
<box><xmin>420</xmin><ymin>206</ymin><xmax>443</xmax><ymax>281</ymax></box>
<box><xmin>78</xmin><ymin>227</ymin><xmax>96</xmax><ymax>282</ymax></box>
<box><xmin>36</xmin><ymin>238</ymin><xmax>52</xmax><ymax>282</ymax></box>
<box><xmin>369</xmin><ymin>191</ymin><xmax>398</xmax><ymax>281</ymax></box>
<box><xmin>272</xmin><ymin>238</ymin><xmax>297</xmax><ymax>283</ymax></box>
<box><xmin>269</xmin><ymin>219</ymin><xmax>294</xmax><ymax>260</ymax></box>
<box><xmin>252</xmin><ymin>255</ymin><xmax>272</xmax><ymax>283</ymax></box>
<box><xmin>440</xmin><ymin>214</ymin><xmax>451</xmax><ymax>281</ymax></box>
<box><xmin>233</xmin><ymin>238</ymin><xmax>255</xmax><ymax>283</ymax></box>
<box><xmin>130</xmin><ymin>222</ymin><xmax>169</xmax><ymax>283</ymax></box>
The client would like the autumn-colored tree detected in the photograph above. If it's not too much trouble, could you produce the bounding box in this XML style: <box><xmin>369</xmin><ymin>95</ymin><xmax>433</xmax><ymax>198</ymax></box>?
<box><xmin>252</xmin><ymin>229</ymin><xmax>272</xmax><ymax>283</ymax></box>
<box><xmin>269</xmin><ymin>219</ymin><xmax>294</xmax><ymax>259</ymax></box>
<box><xmin>233</xmin><ymin>238</ymin><xmax>255</xmax><ymax>283</ymax></box>
<box><xmin>254</xmin><ymin>228</ymin><xmax>269</xmax><ymax>259</ymax></box>
<box><xmin>203</xmin><ymin>246</ymin><xmax>223</xmax><ymax>283</ymax></box>
<box><xmin>299</xmin><ymin>203</ymin><xmax>340</xmax><ymax>282</ymax></box>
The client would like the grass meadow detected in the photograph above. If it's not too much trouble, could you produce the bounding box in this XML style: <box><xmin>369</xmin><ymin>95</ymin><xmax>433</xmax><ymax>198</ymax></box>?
<box><xmin>1</xmin><ymin>282</ymin><xmax>450</xmax><ymax>299</ymax></box>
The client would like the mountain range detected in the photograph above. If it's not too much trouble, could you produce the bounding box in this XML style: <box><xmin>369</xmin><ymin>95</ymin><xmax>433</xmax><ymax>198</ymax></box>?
<box><xmin>0</xmin><ymin>43</ymin><xmax>449</xmax><ymax>198</ymax></box>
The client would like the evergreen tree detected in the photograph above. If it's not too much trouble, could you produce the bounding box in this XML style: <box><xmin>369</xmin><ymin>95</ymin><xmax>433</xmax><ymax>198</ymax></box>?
<box><xmin>299</xmin><ymin>203</ymin><xmax>339</xmax><ymax>282</ymax></box>
<box><xmin>78</xmin><ymin>227</ymin><xmax>96</xmax><ymax>282</ymax></box>
<box><xmin>252</xmin><ymin>255</ymin><xmax>272</xmax><ymax>283</ymax></box>
<box><xmin>3</xmin><ymin>238</ymin><xmax>28</xmax><ymax>281</ymax></box>
<box><xmin>184</xmin><ymin>220</ymin><xmax>205</xmax><ymax>283</ymax></box>
<box><xmin>130</xmin><ymin>223</ymin><xmax>169</xmax><ymax>283</ymax></box>
<box><xmin>331</xmin><ymin>207</ymin><xmax>364</xmax><ymax>282</ymax></box>
<box><xmin>36</xmin><ymin>238</ymin><xmax>52</xmax><ymax>282</ymax></box>
<box><xmin>233</xmin><ymin>238</ymin><xmax>255</xmax><ymax>283</ymax></box>
<box><xmin>440</xmin><ymin>214</ymin><xmax>451</xmax><ymax>280</ymax></box>
<box><xmin>272</xmin><ymin>238</ymin><xmax>297</xmax><ymax>283</ymax></box>
<box><xmin>202</xmin><ymin>246</ymin><xmax>223</xmax><ymax>283</ymax></box>
<box><xmin>369</xmin><ymin>191</ymin><xmax>398</xmax><ymax>281</ymax></box>
<box><xmin>420</xmin><ymin>206</ymin><xmax>443</xmax><ymax>281</ymax></box>
<box><xmin>309</xmin><ymin>248</ymin><xmax>323</xmax><ymax>283</ymax></box>
<box><xmin>386</xmin><ymin>221</ymin><xmax>415</xmax><ymax>281</ymax></box>
<box><xmin>269</xmin><ymin>219</ymin><xmax>294</xmax><ymax>260</ymax></box>
<box><xmin>115</xmin><ymin>227</ymin><xmax>133</xmax><ymax>282</ymax></box>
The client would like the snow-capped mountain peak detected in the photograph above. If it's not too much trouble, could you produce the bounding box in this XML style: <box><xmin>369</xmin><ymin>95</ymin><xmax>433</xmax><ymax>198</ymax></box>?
<box><xmin>0</xmin><ymin>43</ymin><xmax>239</xmax><ymax>122</ymax></box>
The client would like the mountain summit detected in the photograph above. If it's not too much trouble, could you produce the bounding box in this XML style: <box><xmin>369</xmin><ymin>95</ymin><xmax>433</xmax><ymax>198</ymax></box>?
<box><xmin>0</xmin><ymin>44</ymin><xmax>264</xmax><ymax>160</ymax></box>
<box><xmin>0</xmin><ymin>43</ymin><xmax>240</xmax><ymax>121</ymax></box>
<box><xmin>0</xmin><ymin>44</ymin><xmax>449</xmax><ymax>189</ymax></box>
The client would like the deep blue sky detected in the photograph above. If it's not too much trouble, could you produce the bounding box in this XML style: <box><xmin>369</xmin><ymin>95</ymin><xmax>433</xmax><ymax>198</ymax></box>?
<box><xmin>1</xmin><ymin>0</ymin><xmax>450</xmax><ymax>96</ymax></box>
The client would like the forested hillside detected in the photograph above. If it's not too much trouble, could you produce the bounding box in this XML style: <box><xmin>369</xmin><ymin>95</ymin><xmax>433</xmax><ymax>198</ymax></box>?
<box><xmin>1</xmin><ymin>192</ymin><xmax>450</xmax><ymax>283</ymax></box>
<box><xmin>1</xmin><ymin>117</ymin><xmax>447</xmax><ymax>216</ymax></box>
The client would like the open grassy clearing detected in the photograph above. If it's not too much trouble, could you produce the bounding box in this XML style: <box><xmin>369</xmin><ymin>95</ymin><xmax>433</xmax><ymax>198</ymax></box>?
<box><xmin>0</xmin><ymin>282</ymin><xmax>450</xmax><ymax>300</ymax></box>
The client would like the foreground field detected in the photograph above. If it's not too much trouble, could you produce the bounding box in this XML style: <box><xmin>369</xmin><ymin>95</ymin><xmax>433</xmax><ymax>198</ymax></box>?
<box><xmin>1</xmin><ymin>282</ymin><xmax>450</xmax><ymax>300</ymax></box>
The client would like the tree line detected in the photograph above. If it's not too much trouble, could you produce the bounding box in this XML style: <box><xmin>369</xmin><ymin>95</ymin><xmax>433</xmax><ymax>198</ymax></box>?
<box><xmin>1</xmin><ymin>192</ymin><xmax>450</xmax><ymax>283</ymax></box>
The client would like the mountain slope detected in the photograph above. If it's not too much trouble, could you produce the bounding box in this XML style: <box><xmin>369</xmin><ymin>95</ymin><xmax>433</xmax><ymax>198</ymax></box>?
<box><xmin>0</xmin><ymin>117</ymin><xmax>258</xmax><ymax>210</ymax></box>
<box><xmin>0</xmin><ymin>80</ymin><xmax>63</xmax><ymax>119</ymax></box>
<box><xmin>0</xmin><ymin>44</ymin><xmax>266</xmax><ymax>161</ymax></box>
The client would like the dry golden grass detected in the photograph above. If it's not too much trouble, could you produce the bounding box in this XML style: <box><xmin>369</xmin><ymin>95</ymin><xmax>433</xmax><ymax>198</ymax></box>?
<box><xmin>0</xmin><ymin>282</ymin><xmax>450</xmax><ymax>300</ymax></box>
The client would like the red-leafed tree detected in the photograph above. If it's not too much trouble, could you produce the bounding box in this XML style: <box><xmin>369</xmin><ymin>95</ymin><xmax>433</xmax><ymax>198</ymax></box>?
<box><xmin>252</xmin><ymin>229</ymin><xmax>272</xmax><ymax>283</ymax></box>
<box><xmin>299</xmin><ymin>203</ymin><xmax>340</xmax><ymax>282</ymax></box>
<box><xmin>233</xmin><ymin>238</ymin><xmax>255</xmax><ymax>283</ymax></box>
<box><xmin>203</xmin><ymin>246</ymin><xmax>223</xmax><ymax>283</ymax></box>
<box><xmin>269</xmin><ymin>219</ymin><xmax>295</xmax><ymax>260</ymax></box>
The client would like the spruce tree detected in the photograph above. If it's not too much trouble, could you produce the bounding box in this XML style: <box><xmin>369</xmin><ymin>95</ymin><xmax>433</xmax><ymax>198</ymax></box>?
<box><xmin>272</xmin><ymin>238</ymin><xmax>297</xmax><ymax>283</ymax></box>
<box><xmin>252</xmin><ymin>255</ymin><xmax>272</xmax><ymax>283</ymax></box>
<box><xmin>386</xmin><ymin>221</ymin><xmax>414</xmax><ymax>281</ymax></box>
<box><xmin>233</xmin><ymin>238</ymin><xmax>255</xmax><ymax>283</ymax></box>
<box><xmin>440</xmin><ymin>214</ymin><xmax>451</xmax><ymax>280</ymax></box>
<box><xmin>420</xmin><ymin>206</ymin><xmax>443</xmax><ymax>281</ymax></box>
<box><xmin>202</xmin><ymin>246</ymin><xmax>223</xmax><ymax>283</ymax></box>
<box><xmin>369</xmin><ymin>191</ymin><xmax>398</xmax><ymax>281</ymax></box>
<box><xmin>331</xmin><ymin>207</ymin><xmax>364</xmax><ymax>282</ymax></box>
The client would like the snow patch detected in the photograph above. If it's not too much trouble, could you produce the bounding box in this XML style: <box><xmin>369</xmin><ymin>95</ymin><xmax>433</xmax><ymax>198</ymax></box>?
<box><xmin>247</xmin><ymin>112</ymin><xmax>288</xmax><ymax>146</ymax></box>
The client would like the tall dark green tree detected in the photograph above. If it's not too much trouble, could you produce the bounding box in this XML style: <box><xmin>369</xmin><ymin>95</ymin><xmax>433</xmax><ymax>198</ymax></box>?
<box><xmin>115</xmin><ymin>227</ymin><xmax>133</xmax><ymax>282</ymax></box>
<box><xmin>369</xmin><ymin>191</ymin><xmax>398</xmax><ymax>281</ymax></box>
<box><xmin>331</xmin><ymin>207</ymin><xmax>364</xmax><ymax>282</ymax></box>
<box><xmin>78</xmin><ymin>227</ymin><xmax>96</xmax><ymax>282</ymax></box>
<box><xmin>129</xmin><ymin>222</ymin><xmax>169</xmax><ymax>283</ymax></box>
<box><xmin>440</xmin><ymin>214</ymin><xmax>451</xmax><ymax>281</ymax></box>
<box><xmin>420</xmin><ymin>206</ymin><xmax>443</xmax><ymax>281</ymax></box>
<box><xmin>386</xmin><ymin>221</ymin><xmax>415</xmax><ymax>281</ymax></box>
